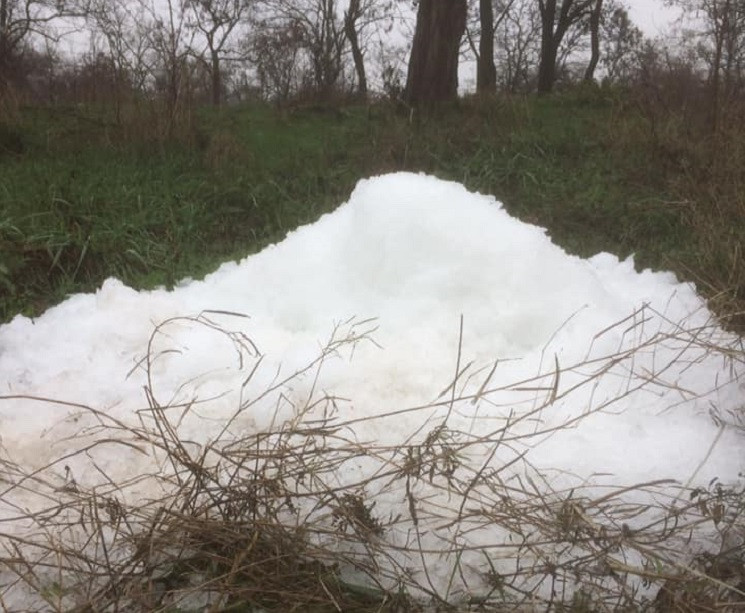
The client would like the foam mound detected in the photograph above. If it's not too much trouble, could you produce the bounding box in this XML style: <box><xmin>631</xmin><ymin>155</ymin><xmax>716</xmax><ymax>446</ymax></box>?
<box><xmin>1</xmin><ymin>172</ymin><xmax>743</xmax><ymax>607</ymax></box>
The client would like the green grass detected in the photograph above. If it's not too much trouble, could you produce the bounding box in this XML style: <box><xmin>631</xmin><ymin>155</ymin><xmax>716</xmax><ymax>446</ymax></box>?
<box><xmin>0</xmin><ymin>104</ymin><xmax>367</xmax><ymax>317</ymax></box>
<box><xmin>1</xmin><ymin>91</ymin><xmax>743</xmax><ymax>328</ymax></box>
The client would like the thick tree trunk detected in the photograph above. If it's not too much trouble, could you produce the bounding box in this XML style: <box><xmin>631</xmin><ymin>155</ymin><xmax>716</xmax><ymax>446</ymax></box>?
<box><xmin>0</xmin><ymin>0</ymin><xmax>9</xmax><ymax>83</ymax></box>
<box><xmin>405</xmin><ymin>0</ymin><xmax>467</xmax><ymax>106</ymax></box>
<box><xmin>538</xmin><ymin>0</ymin><xmax>593</xmax><ymax>93</ymax></box>
<box><xmin>711</xmin><ymin>25</ymin><xmax>723</xmax><ymax>132</ymax></box>
<box><xmin>211</xmin><ymin>50</ymin><xmax>221</xmax><ymax>106</ymax></box>
<box><xmin>537</xmin><ymin>0</ymin><xmax>557</xmax><ymax>94</ymax></box>
<box><xmin>477</xmin><ymin>0</ymin><xmax>497</xmax><ymax>94</ymax></box>
<box><xmin>537</xmin><ymin>39</ymin><xmax>558</xmax><ymax>94</ymax></box>
<box><xmin>583</xmin><ymin>0</ymin><xmax>603</xmax><ymax>82</ymax></box>
<box><xmin>344</xmin><ymin>0</ymin><xmax>367</xmax><ymax>98</ymax></box>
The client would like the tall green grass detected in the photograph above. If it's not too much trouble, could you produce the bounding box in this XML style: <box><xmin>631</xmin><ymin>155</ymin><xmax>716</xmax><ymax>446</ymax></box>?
<box><xmin>1</xmin><ymin>91</ymin><xmax>743</xmax><ymax>329</ymax></box>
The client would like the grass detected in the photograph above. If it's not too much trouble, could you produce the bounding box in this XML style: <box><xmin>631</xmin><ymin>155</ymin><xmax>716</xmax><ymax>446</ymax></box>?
<box><xmin>2</xmin><ymin>89</ymin><xmax>743</xmax><ymax>330</ymax></box>
<box><xmin>0</xmin><ymin>103</ymin><xmax>367</xmax><ymax>318</ymax></box>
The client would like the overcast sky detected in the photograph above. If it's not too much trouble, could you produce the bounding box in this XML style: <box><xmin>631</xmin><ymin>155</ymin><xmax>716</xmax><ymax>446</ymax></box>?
<box><xmin>59</xmin><ymin>0</ymin><xmax>685</xmax><ymax>73</ymax></box>
<box><xmin>624</xmin><ymin>0</ymin><xmax>683</xmax><ymax>36</ymax></box>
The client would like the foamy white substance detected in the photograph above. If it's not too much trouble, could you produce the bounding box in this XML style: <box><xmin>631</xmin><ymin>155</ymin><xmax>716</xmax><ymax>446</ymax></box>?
<box><xmin>1</xmin><ymin>173</ymin><xmax>743</xmax><ymax>607</ymax></box>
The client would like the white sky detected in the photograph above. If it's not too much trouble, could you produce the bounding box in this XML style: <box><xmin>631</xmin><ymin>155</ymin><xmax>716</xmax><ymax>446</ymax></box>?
<box><xmin>58</xmin><ymin>0</ymin><xmax>681</xmax><ymax>60</ymax></box>
<box><xmin>625</xmin><ymin>0</ymin><xmax>683</xmax><ymax>36</ymax></box>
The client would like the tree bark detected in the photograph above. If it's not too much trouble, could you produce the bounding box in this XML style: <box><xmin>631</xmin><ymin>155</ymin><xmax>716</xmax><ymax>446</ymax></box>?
<box><xmin>405</xmin><ymin>0</ymin><xmax>467</xmax><ymax>106</ymax></box>
<box><xmin>211</xmin><ymin>49</ymin><xmax>221</xmax><ymax>106</ymax></box>
<box><xmin>344</xmin><ymin>0</ymin><xmax>367</xmax><ymax>98</ymax></box>
<box><xmin>537</xmin><ymin>0</ymin><xmax>557</xmax><ymax>93</ymax></box>
<box><xmin>0</xmin><ymin>0</ymin><xmax>10</xmax><ymax>82</ymax></box>
<box><xmin>583</xmin><ymin>0</ymin><xmax>603</xmax><ymax>82</ymax></box>
<box><xmin>537</xmin><ymin>0</ymin><xmax>594</xmax><ymax>93</ymax></box>
<box><xmin>477</xmin><ymin>0</ymin><xmax>497</xmax><ymax>94</ymax></box>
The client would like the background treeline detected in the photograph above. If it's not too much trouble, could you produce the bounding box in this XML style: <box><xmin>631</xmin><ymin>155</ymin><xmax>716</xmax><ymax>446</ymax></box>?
<box><xmin>1</xmin><ymin>0</ymin><xmax>744</xmax><ymax>112</ymax></box>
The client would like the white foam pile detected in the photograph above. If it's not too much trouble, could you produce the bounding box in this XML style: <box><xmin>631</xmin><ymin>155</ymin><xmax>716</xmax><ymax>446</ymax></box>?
<box><xmin>1</xmin><ymin>173</ymin><xmax>744</xmax><ymax>607</ymax></box>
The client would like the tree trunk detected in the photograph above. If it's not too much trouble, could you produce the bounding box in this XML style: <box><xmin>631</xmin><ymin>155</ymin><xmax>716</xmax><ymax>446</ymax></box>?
<box><xmin>211</xmin><ymin>50</ymin><xmax>221</xmax><ymax>106</ymax></box>
<box><xmin>583</xmin><ymin>0</ymin><xmax>602</xmax><ymax>82</ymax></box>
<box><xmin>344</xmin><ymin>0</ymin><xmax>367</xmax><ymax>98</ymax></box>
<box><xmin>477</xmin><ymin>0</ymin><xmax>497</xmax><ymax>94</ymax></box>
<box><xmin>537</xmin><ymin>0</ymin><xmax>557</xmax><ymax>94</ymax></box>
<box><xmin>405</xmin><ymin>0</ymin><xmax>467</xmax><ymax>106</ymax></box>
<box><xmin>537</xmin><ymin>38</ymin><xmax>558</xmax><ymax>93</ymax></box>
<box><xmin>0</xmin><ymin>0</ymin><xmax>9</xmax><ymax>83</ymax></box>
<box><xmin>710</xmin><ymin>10</ymin><xmax>724</xmax><ymax>133</ymax></box>
<box><xmin>538</xmin><ymin>0</ymin><xmax>593</xmax><ymax>93</ymax></box>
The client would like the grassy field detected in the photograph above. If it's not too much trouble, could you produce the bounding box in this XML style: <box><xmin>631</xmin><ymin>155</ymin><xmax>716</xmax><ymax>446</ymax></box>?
<box><xmin>1</xmin><ymin>89</ymin><xmax>743</xmax><ymax>329</ymax></box>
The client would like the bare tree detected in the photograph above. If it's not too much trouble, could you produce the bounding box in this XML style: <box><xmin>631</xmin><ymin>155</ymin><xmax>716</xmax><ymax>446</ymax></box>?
<box><xmin>702</xmin><ymin>0</ymin><xmax>743</xmax><ymax>116</ymax></box>
<box><xmin>344</xmin><ymin>0</ymin><xmax>367</xmax><ymax>96</ymax></box>
<box><xmin>148</xmin><ymin>0</ymin><xmax>195</xmax><ymax>125</ymax></box>
<box><xmin>493</xmin><ymin>0</ymin><xmax>541</xmax><ymax>92</ymax></box>
<box><xmin>668</xmin><ymin>0</ymin><xmax>745</xmax><ymax>128</ymax></box>
<box><xmin>1</xmin><ymin>0</ymin><xmax>88</xmax><ymax>85</ymax></box>
<box><xmin>187</xmin><ymin>0</ymin><xmax>253</xmax><ymax>106</ymax></box>
<box><xmin>405</xmin><ymin>0</ymin><xmax>467</xmax><ymax>105</ymax></box>
<box><xmin>583</xmin><ymin>0</ymin><xmax>602</xmax><ymax>81</ymax></box>
<box><xmin>600</xmin><ymin>1</ymin><xmax>642</xmax><ymax>84</ymax></box>
<box><xmin>536</xmin><ymin>0</ymin><xmax>593</xmax><ymax>93</ymax></box>
<box><xmin>344</xmin><ymin>0</ymin><xmax>394</xmax><ymax>98</ymax></box>
<box><xmin>375</xmin><ymin>32</ymin><xmax>408</xmax><ymax>99</ymax></box>
<box><xmin>476</xmin><ymin>0</ymin><xmax>496</xmax><ymax>93</ymax></box>
<box><xmin>87</xmin><ymin>0</ymin><xmax>154</xmax><ymax>117</ymax></box>
<box><xmin>259</xmin><ymin>0</ymin><xmax>346</xmax><ymax>99</ymax></box>
<box><xmin>247</xmin><ymin>17</ymin><xmax>306</xmax><ymax>102</ymax></box>
<box><xmin>254</xmin><ymin>0</ymin><xmax>391</xmax><ymax>101</ymax></box>
<box><xmin>463</xmin><ymin>0</ymin><xmax>517</xmax><ymax>94</ymax></box>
